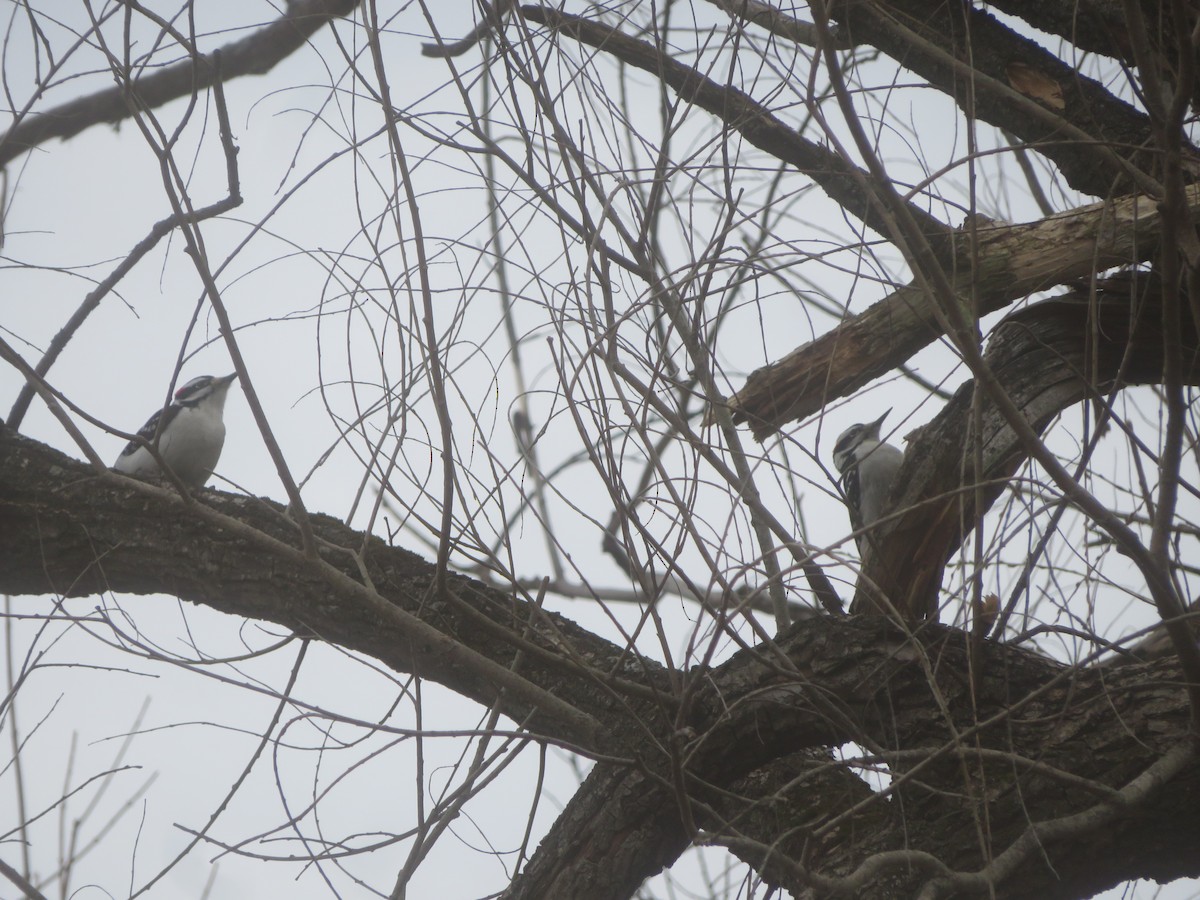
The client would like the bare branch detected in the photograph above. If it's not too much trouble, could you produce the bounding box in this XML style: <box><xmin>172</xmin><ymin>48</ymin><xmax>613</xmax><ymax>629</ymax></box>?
<box><xmin>727</xmin><ymin>186</ymin><xmax>1200</xmax><ymax>436</ymax></box>
<box><xmin>519</xmin><ymin>4</ymin><xmax>953</xmax><ymax>247</ymax></box>
<box><xmin>0</xmin><ymin>0</ymin><xmax>358</xmax><ymax>169</ymax></box>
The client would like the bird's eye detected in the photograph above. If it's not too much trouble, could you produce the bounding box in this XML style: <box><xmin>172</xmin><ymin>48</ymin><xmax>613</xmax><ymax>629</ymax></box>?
<box><xmin>834</xmin><ymin>427</ymin><xmax>861</xmax><ymax>453</ymax></box>
<box><xmin>175</xmin><ymin>377</ymin><xmax>208</xmax><ymax>400</ymax></box>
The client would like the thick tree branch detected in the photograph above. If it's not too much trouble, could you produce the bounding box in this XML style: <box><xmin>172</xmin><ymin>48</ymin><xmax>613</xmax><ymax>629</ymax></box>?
<box><xmin>986</xmin><ymin>0</ymin><xmax>1187</xmax><ymax>92</ymax></box>
<box><xmin>858</xmin><ymin>269</ymin><xmax>1200</xmax><ymax>619</ymax></box>
<box><xmin>726</xmin><ymin>186</ymin><xmax>1200</xmax><ymax>437</ymax></box>
<box><xmin>830</xmin><ymin>0</ymin><xmax>1197</xmax><ymax>197</ymax></box>
<box><xmin>508</xmin><ymin>616</ymin><xmax>1200</xmax><ymax>899</ymax></box>
<box><xmin>3</xmin><ymin>433</ymin><xmax>1199</xmax><ymax>898</ymax></box>
<box><xmin>0</xmin><ymin>432</ymin><xmax>662</xmax><ymax>750</ymax></box>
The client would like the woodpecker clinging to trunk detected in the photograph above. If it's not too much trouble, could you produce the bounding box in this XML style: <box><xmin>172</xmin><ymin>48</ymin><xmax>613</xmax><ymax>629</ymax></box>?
<box><xmin>833</xmin><ymin>409</ymin><xmax>903</xmax><ymax>544</ymax></box>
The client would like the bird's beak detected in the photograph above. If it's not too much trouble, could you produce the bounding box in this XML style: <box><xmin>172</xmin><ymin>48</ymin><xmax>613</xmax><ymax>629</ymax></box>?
<box><xmin>868</xmin><ymin>408</ymin><xmax>891</xmax><ymax>437</ymax></box>
<box><xmin>216</xmin><ymin>372</ymin><xmax>239</xmax><ymax>388</ymax></box>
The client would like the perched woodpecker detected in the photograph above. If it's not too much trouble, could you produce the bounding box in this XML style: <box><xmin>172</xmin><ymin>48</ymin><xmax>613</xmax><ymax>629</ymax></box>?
<box><xmin>833</xmin><ymin>409</ymin><xmax>903</xmax><ymax>542</ymax></box>
<box><xmin>113</xmin><ymin>373</ymin><xmax>239</xmax><ymax>488</ymax></box>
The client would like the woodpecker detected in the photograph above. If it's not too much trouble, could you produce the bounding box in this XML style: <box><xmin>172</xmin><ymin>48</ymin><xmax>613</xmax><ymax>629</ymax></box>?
<box><xmin>833</xmin><ymin>409</ymin><xmax>903</xmax><ymax>543</ymax></box>
<box><xmin>113</xmin><ymin>373</ymin><xmax>239</xmax><ymax>488</ymax></box>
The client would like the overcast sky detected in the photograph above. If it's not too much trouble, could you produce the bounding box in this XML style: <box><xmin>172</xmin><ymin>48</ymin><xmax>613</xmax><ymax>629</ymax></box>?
<box><xmin>2</xmin><ymin>3</ymin><xmax>1196</xmax><ymax>899</ymax></box>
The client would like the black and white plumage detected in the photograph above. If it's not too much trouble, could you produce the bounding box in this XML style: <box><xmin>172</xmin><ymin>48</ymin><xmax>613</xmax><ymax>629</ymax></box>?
<box><xmin>113</xmin><ymin>373</ymin><xmax>239</xmax><ymax>488</ymax></box>
<box><xmin>833</xmin><ymin>409</ymin><xmax>903</xmax><ymax>541</ymax></box>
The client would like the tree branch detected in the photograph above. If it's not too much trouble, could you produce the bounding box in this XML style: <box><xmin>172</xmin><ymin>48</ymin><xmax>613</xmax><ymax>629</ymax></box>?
<box><xmin>859</xmin><ymin>269</ymin><xmax>1200</xmax><ymax>619</ymax></box>
<box><xmin>4</xmin><ymin>429</ymin><xmax>1200</xmax><ymax>899</ymax></box>
<box><xmin>505</xmin><ymin>616</ymin><xmax>1200</xmax><ymax>899</ymax></box>
<box><xmin>518</xmin><ymin>4</ymin><xmax>953</xmax><ymax>249</ymax></box>
<box><xmin>726</xmin><ymin>186</ymin><xmax>1200</xmax><ymax>437</ymax></box>
<box><xmin>0</xmin><ymin>433</ymin><xmax>649</xmax><ymax>750</ymax></box>
<box><xmin>830</xmin><ymin>0</ymin><xmax>1196</xmax><ymax>197</ymax></box>
<box><xmin>0</xmin><ymin>0</ymin><xmax>359</xmax><ymax>169</ymax></box>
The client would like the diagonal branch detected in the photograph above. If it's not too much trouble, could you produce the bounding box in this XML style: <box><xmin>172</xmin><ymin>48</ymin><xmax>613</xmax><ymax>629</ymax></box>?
<box><xmin>518</xmin><ymin>4</ymin><xmax>953</xmax><ymax>249</ymax></box>
<box><xmin>829</xmin><ymin>0</ymin><xmax>1196</xmax><ymax>197</ymax></box>
<box><xmin>0</xmin><ymin>432</ymin><xmax>642</xmax><ymax>750</ymax></box>
<box><xmin>505</xmin><ymin>615</ymin><xmax>1200</xmax><ymax>900</ymax></box>
<box><xmin>858</xmin><ymin>269</ymin><xmax>1200</xmax><ymax>620</ymax></box>
<box><xmin>0</xmin><ymin>0</ymin><xmax>359</xmax><ymax>169</ymax></box>
<box><xmin>726</xmin><ymin>186</ymin><xmax>1200</xmax><ymax>438</ymax></box>
<box><xmin>3</xmin><ymin>430</ymin><xmax>1200</xmax><ymax>898</ymax></box>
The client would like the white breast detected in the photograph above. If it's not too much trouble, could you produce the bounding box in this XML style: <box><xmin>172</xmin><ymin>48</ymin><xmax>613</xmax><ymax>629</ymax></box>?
<box><xmin>114</xmin><ymin>404</ymin><xmax>227</xmax><ymax>487</ymax></box>
<box><xmin>161</xmin><ymin>404</ymin><xmax>227</xmax><ymax>486</ymax></box>
<box><xmin>856</xmin><ymin>441</ymin><xmax>904</xmax><ymax>527</ymax></box>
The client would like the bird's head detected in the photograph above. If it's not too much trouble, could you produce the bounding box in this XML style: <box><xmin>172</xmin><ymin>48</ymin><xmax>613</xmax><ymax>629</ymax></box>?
<box><xmin>174</xmin><ymin>373</ymin><xmax>239</xmax><ymax>407</ymax></box>
<box><xmin>833</xmin><ymin>408</ymin><xmax>890</xmax><ymax>473</ymax></box>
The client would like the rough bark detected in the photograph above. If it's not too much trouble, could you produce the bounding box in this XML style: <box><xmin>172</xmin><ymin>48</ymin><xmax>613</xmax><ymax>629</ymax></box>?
<box><xmin>3</xmin><ymin>430</ymin><xmax>1200</xmax><ymax>899</ymax></box>
<box><xmin>0</xmin><ymin>436</ymin><xmax>668</xmax><ymax>750</ymax></box>
<box><xmin>827</xmin><ymin>0</ymin><xmax>1196</xmax><ymax>198</ymax></box>
<box><xmin>980</xmin><ymin>0</ymin><xmax>1129</xmax><ymax>59</ymax></box>
<box><xmin>4</xmin><ymin>2</ymin><xmax>1198</xmax><ymax>897</ymax></box>
<box><xmin>858</xmin><ymin>269</ymin><xmax>1200</xmax><ymax>619</ymax></box>
<box><xmin>723</xmin><ymin>628</ymin><xmax>1200</xmax><ymax>900</ymax></box>
<box><xmin>985</xmin><ymin>0</ymin><xmax>1199</xmax><ymax>115</ymax></box>
<box><xmin>726</xmin><ymin>188</ymin><xmax>1200</xmax><ymax>437</ymax></box>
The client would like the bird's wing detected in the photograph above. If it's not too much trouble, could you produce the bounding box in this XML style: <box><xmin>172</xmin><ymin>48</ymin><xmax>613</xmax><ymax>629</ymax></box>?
<box><xmin>117</xmin><ymin>404</ymin><xmax>181</xmax><ymax>458</ymax></box>
<box><xmin>839</xmin><ymin>467</ymin><xmax>865</xmax><ymax>535</ymax></box>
